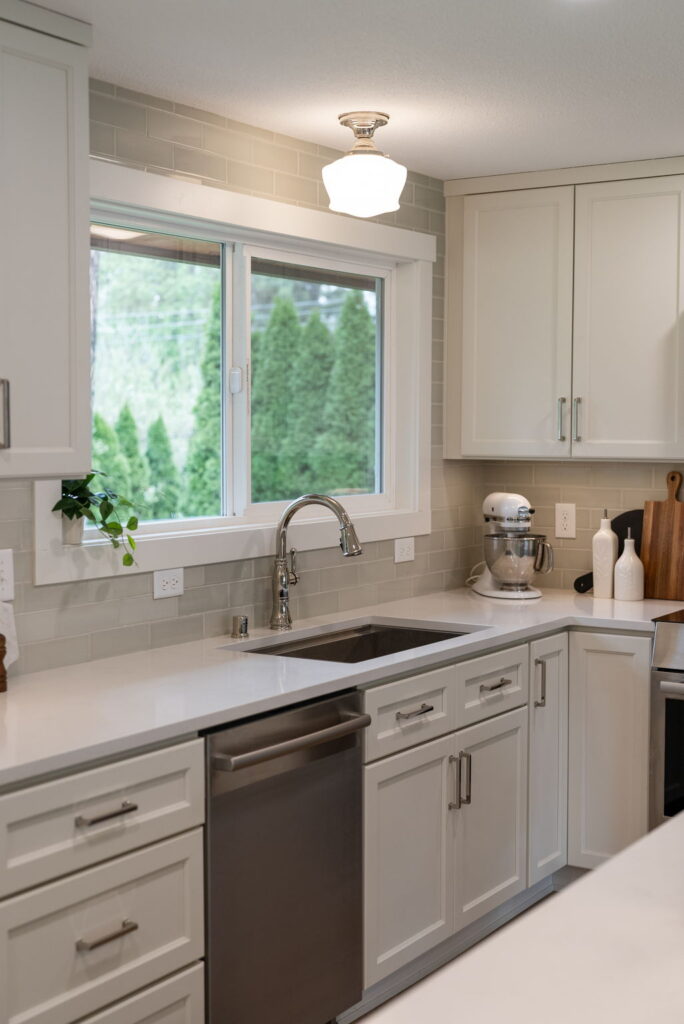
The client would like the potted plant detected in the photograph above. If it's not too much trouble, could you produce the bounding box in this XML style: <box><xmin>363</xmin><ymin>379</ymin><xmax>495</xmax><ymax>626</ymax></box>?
<box><xmin>52</xmin><ymin>472</ymin><xmax>140</xmax><ymax>567</ymax></box>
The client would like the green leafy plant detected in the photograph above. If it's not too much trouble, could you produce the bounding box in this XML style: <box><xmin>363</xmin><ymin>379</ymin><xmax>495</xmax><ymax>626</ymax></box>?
<box><xmin>52</xmin><ymin>472</ymin><xmax>140</xmax><ymax>567</ymax></box>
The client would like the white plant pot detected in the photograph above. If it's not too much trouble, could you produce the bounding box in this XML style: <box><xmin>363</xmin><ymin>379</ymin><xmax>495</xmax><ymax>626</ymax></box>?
<box><xmin>62</xmin><ymin>517</ymin><xmax>85</xmax><ymax>546</ymax></box>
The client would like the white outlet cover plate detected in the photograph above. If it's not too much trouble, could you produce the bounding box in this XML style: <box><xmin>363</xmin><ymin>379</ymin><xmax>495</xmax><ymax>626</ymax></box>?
<box><xmin>555</xmin><ymin>503</ymin><xmax>576</xmax><ymax>539</ymax></box>
<box><xmin>394</xmin><ymin>537</ymin><xmax>415</xmax><ymax>563</ymax></box>
<box><xmin>153</xmin><ymin>567</ymin><xmax>184</xmax><ymax>598</ymax></box>
<box><xmin>0</xmin><ymin>549</ymin><xmax>14</xmax><ymax>601</ymax></box>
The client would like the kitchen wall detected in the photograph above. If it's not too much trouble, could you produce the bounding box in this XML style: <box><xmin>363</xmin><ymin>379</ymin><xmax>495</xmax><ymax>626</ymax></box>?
<box><xmin>1</xmin><ymin>80</ymin><xmax>482</xmax><ymax>676</ymax></box>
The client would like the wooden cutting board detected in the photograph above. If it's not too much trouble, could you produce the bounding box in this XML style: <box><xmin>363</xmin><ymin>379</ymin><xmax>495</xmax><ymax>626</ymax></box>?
<box><xmin>641</xmin><ymin>471</ymin><xmax>684</xmax><ymax>599</ymax></box>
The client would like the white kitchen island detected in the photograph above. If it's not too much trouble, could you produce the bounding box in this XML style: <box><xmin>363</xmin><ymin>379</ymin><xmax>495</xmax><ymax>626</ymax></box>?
<box><xmin>361</xmin><ymin>812</ymin><xmax>684</xmax><ymax>1024</ymax></box>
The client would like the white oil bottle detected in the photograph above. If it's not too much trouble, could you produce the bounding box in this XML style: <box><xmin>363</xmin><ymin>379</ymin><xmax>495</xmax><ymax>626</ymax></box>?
<box><xmin>614</xmin><ymin>527</ymin><xmax>644</xmax><ymax>601</ymax></box>
<box><xmin>592</xmin><ymin>509</ymin><xmax>618</xmax><ymax>598</ymax></box>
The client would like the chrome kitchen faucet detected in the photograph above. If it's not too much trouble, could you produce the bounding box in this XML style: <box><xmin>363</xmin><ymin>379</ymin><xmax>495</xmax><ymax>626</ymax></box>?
<box><xmin>270</xmin><ymin>494</ymin><xmax>363</xmax><ymax>630</ymax></box>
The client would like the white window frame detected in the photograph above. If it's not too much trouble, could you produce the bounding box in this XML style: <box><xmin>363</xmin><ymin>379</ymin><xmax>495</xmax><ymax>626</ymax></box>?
<box><xmin>34</xmin><ymin>159</ymin><xmax>434</xmax><ymax>585</ymax></box>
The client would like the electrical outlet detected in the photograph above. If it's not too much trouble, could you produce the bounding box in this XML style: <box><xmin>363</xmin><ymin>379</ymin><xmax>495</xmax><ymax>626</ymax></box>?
<box><xmin>0</xmin><ymin>549</ymin><xmax>14</xmax><ymax>601</ymax></box>
<box><xmin>555</xmin><ymin>503</ymin><xmax>576</xmax><ymax>539</ymax></box>
<box><xmin>153</xmin><ymin>568</ymin><xmax>184</xmax><ymax>599</ymax></box>
<box><xmin>394</xmin><ymin>537</ymin><xmax>415</xmax><ymax>563</ymax></box>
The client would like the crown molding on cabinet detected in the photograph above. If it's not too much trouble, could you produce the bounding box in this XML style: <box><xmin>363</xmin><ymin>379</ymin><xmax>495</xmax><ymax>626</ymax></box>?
<box><xmin>0</xmin><ymin>0</ymin><xmax>91</xmax><ymax>46</ymax></box>
<box><xmin>444</xmin><ymin>153</ymin><xmax>684</xmax><ymax>197</ymax></box>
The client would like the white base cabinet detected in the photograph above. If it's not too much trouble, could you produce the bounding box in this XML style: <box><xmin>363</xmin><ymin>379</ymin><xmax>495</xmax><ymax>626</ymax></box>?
<box><xmin>568</xmin><ymin>631</ymin><xmax>651</xmax><ymax>868</ymax></box>
<box><xmin>528</xmin><ymin>634</ymin><xmax>568</xmax><ymax>884</ymax></box>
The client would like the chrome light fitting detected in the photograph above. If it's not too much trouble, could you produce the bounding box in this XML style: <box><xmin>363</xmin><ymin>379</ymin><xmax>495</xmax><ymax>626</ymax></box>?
<box><xmin>322</xmin><ymin>111</ymin><xmax>407</xmax><ymax>219</ymax></box>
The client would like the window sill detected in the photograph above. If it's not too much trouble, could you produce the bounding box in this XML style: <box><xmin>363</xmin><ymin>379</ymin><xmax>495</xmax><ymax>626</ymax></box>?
<box><xmin>34</xmin><ymin>480</ymin><xmax>430</xmax><ymax>585</ymax></box>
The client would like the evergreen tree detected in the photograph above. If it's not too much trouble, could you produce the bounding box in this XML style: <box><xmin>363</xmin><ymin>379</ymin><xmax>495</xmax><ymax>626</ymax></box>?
<box><xmin>181</xmin><ymin>285</ymin><xmax>222</xmax><ymax>516</ymax></box>
<box><xmin>146</xmin><ymin>416</ymin><xmax>181</xmax><ymax>519</ymax></box>
<box><xmin>313</xmin><ymin>291</ymin><xmax>377</xmax><ymax>494</ymax></box>
<box><xmin>281</xmin><ymin>311</ymin><xmax>335</xmax><ymax>492</ymax></box>
<box><xmin>251</xmin><ymin>293</ymin><xmax>303</xmax><ymax>502</ymax></box>
<box><xmin>92</xmin><ymin>413</ymin><xmax>131</xmax><ymax>497</ymax></box>
<box><xmin>116</xmin><ymin>403</ymin><xmax>149</xmax><ymax>501</ymax></box>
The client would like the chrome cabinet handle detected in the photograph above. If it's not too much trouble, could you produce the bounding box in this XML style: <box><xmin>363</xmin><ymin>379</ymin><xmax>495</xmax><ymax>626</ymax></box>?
<box><xmin>572</xmin><ymin>396</ymin><xmax>582</xmax><ymax>442</ymax></box>
<box><xmin>75</xmin><ymin>800</ymin><xmax>138</xmax><ymax>828</ymax></box>
<box><xmin>460</xmin><ymin>751</ymin><xmax>472</xmax><ymax>805</ymax></box>
<box><xmin>448</xmin><ymin>753</ymin><xmax>461</xmax><ymax>810</ymax></box>
<box><xmin>556</xmin><ymin>397</ymin><xmax>566</xmax><ymax>442</ymax></box>
<box><xmin>396</xmin><ymin>702</ymin><xmax>434</xmax><ymax>721</ymax></box>
<box><xmin>0</xmin><ymin>380</ymin><xmax>9</xmax><ymax>449</ymax></box>
<box><xmin>534</xmin><ymin>657</ymin><xmax>547</xmax><ymax>708</ymax></box>
<box><xmin>480</xmin><ymin>677</ymin><xmax>510</xmax><ymax>694</ymax></box>
<box><xmin>76</xmin><ymin>918</ymin><xmax>138</xmax><ymax>952</ymax></box>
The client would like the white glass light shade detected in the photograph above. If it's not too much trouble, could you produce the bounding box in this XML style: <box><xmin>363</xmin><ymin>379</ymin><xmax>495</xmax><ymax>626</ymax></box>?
<box><xmin>322</xmin><ymin>152</ymin><xmax>407</xmax><ymax>218</ymax></box>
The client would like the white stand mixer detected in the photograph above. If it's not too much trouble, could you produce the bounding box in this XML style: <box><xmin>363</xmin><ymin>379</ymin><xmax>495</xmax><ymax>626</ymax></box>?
<box><xmin>470</xmin><ymin>492</ymin><xmax>554</xmax><ymax>600</ymax></box>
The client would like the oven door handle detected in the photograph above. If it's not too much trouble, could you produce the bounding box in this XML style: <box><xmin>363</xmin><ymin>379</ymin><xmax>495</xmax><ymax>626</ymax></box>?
<box><xmin>659</xmin><ymin>680</ymin><xmax>684</xmax><ymax>697</ymax></box>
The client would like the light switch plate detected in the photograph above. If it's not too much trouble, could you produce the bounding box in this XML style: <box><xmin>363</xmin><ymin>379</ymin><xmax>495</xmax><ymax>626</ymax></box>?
<box><xmin>153</xmin><ymin>567</ymin><xmax>184</xmax><ymax>598</ymax></box>
<box><xmin>394</xmin><ymin>537</ymin><xmax>415</xmax><ymax>563</ymax></box>
<box><xmin>555</xmin><ymin>503</ymin><xmax>576</xmax><ymax>539</ymax></box>
<box><xmin>0</xmin><ymin>549</ymin><xmax>14</xmax><ymax>601</ymax></box>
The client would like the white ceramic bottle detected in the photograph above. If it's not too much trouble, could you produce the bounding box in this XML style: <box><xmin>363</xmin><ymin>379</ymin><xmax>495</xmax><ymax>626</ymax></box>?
<box><xmin>592</xmin><ymin>509</ymin><xmax>618</xmax><ymax>599</ymax></box>
<box><xmin>614</xmin><ymin>528</ymin><xmax>644</xmax><ymax>601</ymax></box>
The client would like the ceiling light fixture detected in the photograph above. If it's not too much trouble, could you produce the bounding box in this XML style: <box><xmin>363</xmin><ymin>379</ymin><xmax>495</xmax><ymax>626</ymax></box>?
<box><xmin>322</xmin><ymin>112</ymin><xmax>407</xmax><ymax>219</ymax></box>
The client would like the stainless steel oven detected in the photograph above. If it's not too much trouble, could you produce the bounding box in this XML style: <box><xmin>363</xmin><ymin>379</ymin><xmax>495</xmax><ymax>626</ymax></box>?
<box><xmin>650</xmin><ymin>611</ymin><xmax>684</xmax><ymax>828</ymax></box>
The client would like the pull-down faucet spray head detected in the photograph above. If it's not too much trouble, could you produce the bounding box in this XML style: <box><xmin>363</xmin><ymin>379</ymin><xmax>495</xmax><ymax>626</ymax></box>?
<box><xmin>339</xmin><ymin>522</ymin><xmax>363</xmax><ymax>557</ymax></box>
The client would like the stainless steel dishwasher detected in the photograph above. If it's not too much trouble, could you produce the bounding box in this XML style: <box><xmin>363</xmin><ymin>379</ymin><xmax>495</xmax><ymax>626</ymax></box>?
<box><xmin>206</xmin><ymin>692</ymin><xmax>370</xmax><ymax>1024</ymax></box>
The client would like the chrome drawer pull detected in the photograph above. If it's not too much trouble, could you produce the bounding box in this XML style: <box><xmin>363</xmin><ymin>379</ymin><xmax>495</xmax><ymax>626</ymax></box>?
<box><xmin>480</xmin><ymin>677</ymin><xmax>510</xmax><ymax>694</ymax></box>
<box><xmin>75</xmin><ymin>800</ymin><xmax>138</xmax><ymax>827</ymax></box>
<box><xmin>460</xmin><ymin>750</ymin><xmax>472</xmax><ymax>805</ymax></box>
<box><xmin>396</xmin><ymin>702</ymin><xmax>434</xmax><ymax>721</ymax></box>
<box><xmin>572</xmin><ymin>396</ymin><xmax>582</xmax><ymax>442</ymax></box>
<box><xmin>448</xmin><ymin>753</ymin><xmax>461</xmax><ymax>810</ymax></box>
<box><xmin>556</xmin><ymin>396</ymin><xmax>566</xmax><ymax>442</ymax></box>
<box><xmin>76</xmin><ymin>918</ymin><xmax>138</xmax><ymax>952</ymax></box>
<box><xmin>534</xmin><ymin>657</ymin><xmax>547</xmax><ymax>708</ymax></box>
<box><xmin>0</xmin><ymin>380</ymin><xmax>9</xmax><ymax>449</ymax></box>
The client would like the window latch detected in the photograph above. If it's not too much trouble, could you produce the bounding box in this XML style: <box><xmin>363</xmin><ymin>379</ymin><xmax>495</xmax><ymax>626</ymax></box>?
<box><xmin>228</xmin><ymin>367</ymin><xmax>243</xmax><ymax>394</ymax></box>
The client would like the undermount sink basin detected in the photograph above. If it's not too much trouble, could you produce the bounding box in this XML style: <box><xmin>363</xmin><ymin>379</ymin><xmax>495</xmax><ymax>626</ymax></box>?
<box><xmin>241</xmin><ymin>622</ymin><xmax>471</xmax><ymax>664</ymax></box>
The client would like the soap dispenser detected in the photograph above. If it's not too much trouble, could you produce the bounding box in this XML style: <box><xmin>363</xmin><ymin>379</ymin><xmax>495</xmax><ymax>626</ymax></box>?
<box><xmin>592</xmin><ymin>509</ymin><xmax>618</xmax><ymax>598</ymax></box>
<box><xmin>614</xmin><ymin>527</ymin><xmax>644</xmax><ymax>601</ymax></box>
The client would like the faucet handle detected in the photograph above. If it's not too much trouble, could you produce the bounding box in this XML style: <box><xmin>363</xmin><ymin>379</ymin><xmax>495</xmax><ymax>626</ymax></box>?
<box><xmin>288</xmin><ymin>547</ymin><xmax>299</xmax><ymax>586</ymax></box>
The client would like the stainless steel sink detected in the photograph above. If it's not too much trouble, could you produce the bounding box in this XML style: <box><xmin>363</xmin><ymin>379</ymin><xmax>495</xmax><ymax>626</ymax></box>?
<box><xmin>242</xmin><ymin>623</ymin><xmax>469</xmax><ymax>664</ymax></box>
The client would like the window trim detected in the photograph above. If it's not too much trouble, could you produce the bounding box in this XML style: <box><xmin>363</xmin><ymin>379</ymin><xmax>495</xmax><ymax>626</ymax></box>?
<box><xmin>34</xmin><ymin>159</ymin><xmax>434</xmax><ymax>585</ymax></box>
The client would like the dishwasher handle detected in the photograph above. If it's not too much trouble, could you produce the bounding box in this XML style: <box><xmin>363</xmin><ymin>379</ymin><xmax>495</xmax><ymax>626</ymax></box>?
<box><xmin>211</xmin><ymin>710</ymin><xmax>371</xmax><ymax>772</ymax></box>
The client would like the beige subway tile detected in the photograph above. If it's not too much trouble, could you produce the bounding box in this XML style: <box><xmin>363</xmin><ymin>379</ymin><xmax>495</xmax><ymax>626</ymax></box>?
<box><xmin>174</xmin><ymin>102</ymin><xmax>226</xmax><ymax>128</ymax></box>
<box><xmin>225</xmin><ymin>117</ymin><xmax>273</xmax><ymax>141</ymax></box>
<box><xmin>274</xmin><ymin>172</ymin><xmax>318</xmax><ymax>204</ymax></box>
<box><xmin>0</xmin><ymin>521</ymin><xmax>26</xmax><ymax>550</ymax></box>
<box><xmin>226</xmin><ymin>160</ymin><xmax>273</xmax><ymax>193</ymax></box>
<box><xmin>250</xmin><ymin>139</ymin><xmax>298</xmax><ymax>174</ymax></box>
<box><xmin>93</xmin><ymin>573</ymin><xmax>152</xmax><ymax>601</ymax></box>
<box><xmin>298</xmin><ymin>151</ymin><xmax>328</xmax><ymax>180</ymax></box>
<box><xmin>230</xmin><ymin>577</ymin><xmax>271</xmax><ymax>608</ymax></box>
<box><xmin>174</xmin><ymin>145</ymin><xmax>226</xmax><ymax>182</ymax></box>
<box><xmin>20</xmin><ymin>634</ymin><xmax>92</xmax><ymax>674</ymax></box>
<box><xmin>116</xmin><ymin>129</ymin><xmax>173</xmax><ymax>169</ymax></box>
<box><xmin>620</xmin><ymin>487</ymin><xmax>667</xmax><ymax>506</ymax></box>
<box><xmin>376</xmin><ymin>578</ymin><xmax>413</xmax><ymax>603</ymax></box>
<box><xmin>120</xmin><ymin>594</ymin><xmax>179</xmax><ymax>625</ymax></box>
<box><xmin>273</xmin><ymin>131</ymin><xmax>319</xmax><ymax>154</ymax></box>
<box><xmin>323</xmin><ymin>563</ymin><xmax>359</xmax><ymax>590</ymax></box>
<box><xmin>355</xmin><ymin>559</ymin><xmax>394</xmax><ymax>585</ymax></box>
<box><xmin>429</xmin><ymin>211</ymin><xmax>446</xmax><ymax>234</ymax></box>
<box><xmin>411</xmin><ymin>572</ymin><xmax>445</xmax><ymax>597</ymax></box>
<box><xmin>317</xmin><ymin>143</ymin><xmax>344</xmax><ymax>161</ymax></box>
<box><xmin>204</xmin><ymin>606</ymin><xmax>254</xmax><ymax>638</ymax></box>
<box><xmin>116</xmin><ymin>86</ymin><xmax>173</xmax><ymax>111</ymax></box>
<box><xmin>396</xmin><ymin>553</ymin><xmax>430</xmax><ymax>578</ymax></box>
<box><xmin>178</xmin><ymin>583</ymin><xmax>229</xmax><ymax>615</ymax></box>
<box><xmin>415</xmin><ymin>532</ymin><xmax>444</xmax><ymax>554</ymax></box>
<box><xmin>395</xmin><ymin>204</ymin><xmax>431</xmax><ymax>232</ymax></box>
<box><xmin>148</xmin><ymin>109</ymin><xmax>203</xmax><ymax>148</ymax></box>
<box><xmin>91</xmin><ymin>623</ymin><xmax>151</xmax><ymax>660</ymax></box>
<box><xmin>183</xmin><ymin>566</ymin><xmax>206</xmax><ymax>588</ymax></box>
<box><xmin>561</xmin><ymin>486</ymin><xmax>621</xmax><ymax>507</ymax></box>
<box><xmin>414</xmin><ymin>185</ymin><xmax>445</xmax><ymax>212</ymax></box>
<box><xmin>338</xmin><ymin>584</ymin><xmax>379</xmax><ymax>612</ymax></box>
<box><xmin>203</xmin><ymin>124</ymin><xmax>252</xmax><ymax>160</ymax></box>
<box><xmin>292</xmin><ymin>569</ymin><xmax>321</xmax><ymax>597</ymax></box>
<box><xmin>90</xmin><ymin>93</ymin><xmax>146</xmax><ymax>132</ymax></box>
<box><xmin>204</xmin><ymin>559</ymin><xmax>255</xmax><ymax>584</ymax></box>
<box><xmin>295</xmin><ymin>590</ymin><xmax>339</xmax><ymax>619</ymax></box>
<box><xmin>90</xmin><ymin>121</ymin><xmax>116</xmax><ymax>156</ymax></box>
<box><xmin>150</xmin><ymin>613</ymin><xmax>204</xmax><ymax>648</ymax></box>
<box><xmin>0</xmin><ymin>486</ymin><xmax>31</xmax><ymax>521</ymax></box>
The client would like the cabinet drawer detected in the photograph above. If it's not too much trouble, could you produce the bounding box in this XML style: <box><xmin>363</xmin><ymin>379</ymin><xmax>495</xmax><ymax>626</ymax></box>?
<box><xmin>363</xmin><ymin>667</ymin><xmax>456</xmax><ymax>761</ymax></box>
<box><xmin>0</xmin><ymin>740</ymin><xmax>204</xmax><ymax>897</ymax></box>
<box><xmin>79</xmin><ymin>964</ymin><xmax>204</xmax><ymax>1024</ymax></box>
<box><xmin>453</xmin><ymin>645</ymin><xmax>529</xmax><ymax>728</ymax></box>
<box><xmin>0</xmin><ymin>830</ymin><xmax>204</xmax><ymax>1024</ymax></box>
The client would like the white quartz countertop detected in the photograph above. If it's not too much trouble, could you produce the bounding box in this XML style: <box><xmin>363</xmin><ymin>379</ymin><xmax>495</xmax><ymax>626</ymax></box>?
<box><xmin>362</xmin><ymin>811</ymin><xmax>684</xmax><ymax>1024</ymax></box>
<box><xmin>0</xmin><ymin>588</ymin><xmax>679</xmax><ymax>788</ymax></box>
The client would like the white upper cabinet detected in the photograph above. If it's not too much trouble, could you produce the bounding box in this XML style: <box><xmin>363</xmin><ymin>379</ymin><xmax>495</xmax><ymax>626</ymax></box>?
<box><xmin>0</xmin><ymin>17</ymin><xmax>90</xmax><ymax>477</ymax></box>
<box><xmin>458</xmin><ymin>187</ymin><xmax>574</xmax><ymax>458</ymax></box>
<box><xmin>572</xmin><ymin>176</ymin><xmax>684</xmax><ymax>459</ymax></box>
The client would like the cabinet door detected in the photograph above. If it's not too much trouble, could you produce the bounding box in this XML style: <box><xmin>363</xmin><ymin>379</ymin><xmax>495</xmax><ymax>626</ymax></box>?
<box><xmin>460</xmin><ymin>187</ymin><xmax>573</xmax><ymax>457</ymax></box>
<box><xmin>573</xmin><ymin>176</ymin><xmax>684</xmax><ymax>459</ymax></box>
<box><xmin>528</xmin><ymin>634</ymin><xmax>568</xmax><ymax>884</ymax></box>
<box><xmin>364</xmin><ymin>735</ymin><xmax>454</xmax><ymax>987</ymax></box>
<box><xmin>0</xmin><ymin>21</ymin><xmax>90</xmax><ymax>477</ymax></box>
<box><xmin>452</xmin><ymin>707</ymin><xmax>528</xmax><ymax>931</ymax></box>
<box><xmin>568</xmin><ymin>632</ymin><xmax>651</xmax><ymax>868</ymax></box>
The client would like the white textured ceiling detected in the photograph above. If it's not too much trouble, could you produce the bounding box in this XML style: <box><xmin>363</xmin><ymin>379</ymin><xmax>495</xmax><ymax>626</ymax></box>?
<box><xmin>41</xmin><ymin>0</ymin><xmax>684</xmax><ymax>180</ymax></box>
